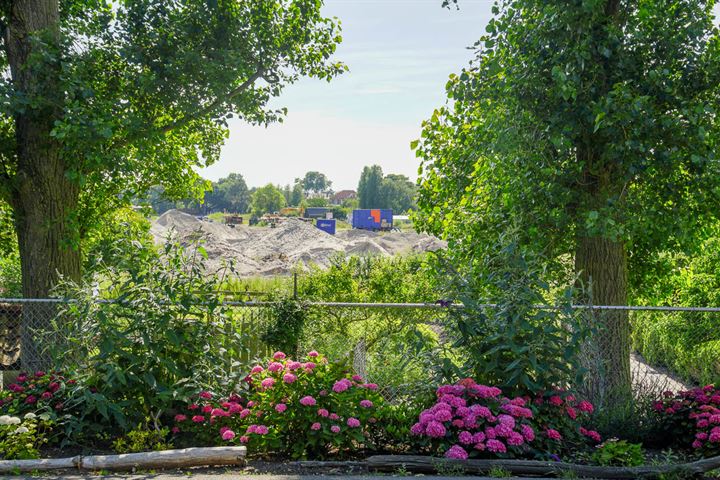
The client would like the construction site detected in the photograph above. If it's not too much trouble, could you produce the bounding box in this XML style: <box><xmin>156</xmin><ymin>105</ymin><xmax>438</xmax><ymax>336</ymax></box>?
<box><xmin>150</xmin><ymin>210</ymin><xmax>447</xmax><ymax>276</ymax></box>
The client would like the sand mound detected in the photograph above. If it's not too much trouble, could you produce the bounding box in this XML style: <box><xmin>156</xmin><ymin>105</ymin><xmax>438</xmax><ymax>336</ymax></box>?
<box><xmin>151</xmin><ymin>210</ymin><xmax>446</xmax><ymax>276</ymax></box>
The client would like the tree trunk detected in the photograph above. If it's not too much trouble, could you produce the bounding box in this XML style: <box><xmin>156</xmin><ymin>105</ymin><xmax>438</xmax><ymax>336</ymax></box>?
<box><xmin>5</xmin><ymin>0</ymin><xmax>79</xmax><ymax>370</ymax></box>
<box><xmin>575</xmin><ymin>235</ymin><xmax>632</xmax><ymax>410</ymax></box>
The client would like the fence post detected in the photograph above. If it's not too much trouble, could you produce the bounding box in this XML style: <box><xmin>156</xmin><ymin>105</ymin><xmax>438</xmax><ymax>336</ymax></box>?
<box><xmin>293</xmin><ymin>273</ymin><xmax>298</xmax><ymax>299</ymax></box>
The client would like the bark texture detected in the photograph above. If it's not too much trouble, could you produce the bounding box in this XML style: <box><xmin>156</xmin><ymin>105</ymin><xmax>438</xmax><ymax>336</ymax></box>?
<box><xmin>5</xmin><ymin>0</ymin><xmax>79</xmax><ymax>369</ymax></box>
<box><xmin>575</xmin><ymin>235</ymin><xmax>632</xmax><ymax>409</ymax></box>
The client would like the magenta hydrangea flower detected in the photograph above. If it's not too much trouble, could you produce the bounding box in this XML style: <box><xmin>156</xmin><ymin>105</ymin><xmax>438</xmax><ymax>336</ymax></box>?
<box><xmin>410</xmin><ymin>423</ymin><xmax>424</xmax><ymax>435</ymax></box>
<box><xmin>434</xmin><ymin>409</ymin><xmax>453</xmax><ymax>422</ymax></box>
<box><xmin>192</xmin><ymin>415</ymin><xmax>205</xmax><ymax>423</ymax></box>
<box><xmin>352</xmin><ymin>375</ymin><xmax>363</xmax><ymax>382</ymax></box>
<box><xmin>255</xmin><ymin>425</ymin><xmax>269</xmax><ymax>435</ymax></box>
<box><xmin>359</xmin><ymin>400</ymin><xmax>374</xmax><ymax>408</ymax></box>
<box><xmin>472</xmin><ymin>432</ymin><xmax>486</xmax><ymax>444</ymax></box>
<box><xmin>347</xmin><ymin>417</ymin><xmax>361</xmax><ymax>428</ymax></box>
<box><xmin>307</xmin><ymin>350</ymin><xmax>319</xmax><ymax>357</ymax></box>
<box><xmin>506</xmin><ymin>432</ymin><xmax>524</xmax><ymax>446</ymax></box>
<box><xmin>329</xmin><ymin>413</ymin><xmax>340</xmax><ymax>420</ymax></box>
<box><xmin>25</xmin><ymin>395</ymin><xmax>37</xmax><ymax>404</ymax></box>
<box><xmin>287</xmin><ymin>361</ymin><xmax>302</xmax><ymax>371</ymax></box>
<box><xmin>546</xmin><ymin>429</ymin><xmax>562</xmax><ymax>440</ymax></box>
<box><xmin>211</xmin><ymin>408</ymin><xmax>229</xmax><ymax>417</ymax></box>
<box><xmin>363</xmin><ymin>383</ymin><xmax>379</xmax><ymax>390</ymax></box>
<box><xmin>494</xmin><ymin>423</ymin><xmax>512</xmax><ymax>438</ymax></box>
<box><xmin>318</xmin><ymin>408</ymin><xmax>329</xmax><ymax>417</ymax></box>
<box><xmin>304</xmin><ymin>362</ymin><xmax>317</xmax><ymax>370</ymax></box>
<box><xmin>188</xmin><ymin>404</ymin><xmax>199</xmax><ymax>410</ymax></box>
<box><xmin>498</xmin><ymin>414</ymin><xmax>515</xmax><ymax>427</ymax></box>
<box><xmin>311</xmin><ymin>422</ymin><xmax>322</xmax><ymax>431</ymax></box>
<box><xmin>229</xmin><ymin>403</ymin><xmax>242</xmax><ymax>414</ymax></box>
<box><xmin>175</xmin><ymin>414</ymin><xmax>187</xmax><ymax>422</ymax></box>
<box><xmin>331</xmin><ymin>425</ymin><xmax>341</xmax><ymax>433</ymax></box>
<box><xmin>172</xmin><ymin>426</ymin><xmax>180</xmax><ymax>434</ymax></box>
<box><xmin>273</xmin><ymin>351</ymin><xmax>286</xmax><ymax>360</ymax></box>
<box><xmin>333</xmin><ymin>379</ymin><xmax>352</xmax><ymax>393</ymax></box>
<box><xmin>239</xmin><ymin>435</ymin><xmax>249</xmax><ymax>443</ymax></box>
<box><xmin>261</xmin><ymin>378</ymin><xmax>275</xmax><ymax>389</ymax></box>
<box><xmin>692</xmin><ymin>439</ymin><xmax>703</xmax><ymax>449</ymax></box>
<box><xmin>487</xmin><ymin>439</ymin><xmax>507</xmax><ymax>453</ymax></box>
<box><xmin>283</xmin><ymin>373</ymin><xmax>297</xmax><ymax>384</ymax></box>
<box><xmin>199</xmin><ymin>391</ymin><xmax>213</xmax><ymax>400</ymax></box>
<box><xmin>709</xmin><ymin>428</ymin><xmax>720</xmax><ymax>443</ymax></box>
<box><xmin>268</xmin><ymin>362</ymin><xmax>283</xmax><ymax>372</ymax></box>
<box><xmin>458</xmin><ymin>431</ymin><xmax>473</xmax><ymax>445</ymax></box>
<box><xmin>41</xmin><ymin>391</ymin><xmax>53</xmax><ymax>400</ymax></box>
<box><xmin>221</xmin><ymin>429</ymin><xmax>236</xmax><ymax>440</ymax></box>
<box><xmin>444</xmin><ymin>445</ymin><xmax>468</xmax><ymax>460</ymax></box>
<box><xmin>549</xmin><ymin>396</ymin><xmax>563</xmax><ymax>407</ymax></box>
<box><xmin>240</xmin><ymin>409</ymin><xmax>251</xmax><ymax>418</ymax></box>
<box><xmin>300</xmin><ymin>396</ymin><xmax>317</xmax><ymax>406</ymax></box>
<box><xmin>275</xmin><ymin>403</ymin><xmax>287</xmax><ymax>413</ymax></box>
<box><xmin>578</xmin><ymin>400</ymin><xmax>594</xmax><ymax>413</ymax></box>
<box><xmin>520</xmin><ymin>424</ymin><xmax>535</xmax><ymax>442</ymax></box>
<box><xmin>202</xmin><ymin>405</ymin><xmax>212</xmax><ymax>414</ymax></box>
<box><xmin>425</xmin><ymin>421</ymin><xmax>446</xmax><ymax>438</ymax></box>
<box><xmin>250</xmin><ymin>365</ymin><xmax>264</xmax><ymax>375</ymax></box>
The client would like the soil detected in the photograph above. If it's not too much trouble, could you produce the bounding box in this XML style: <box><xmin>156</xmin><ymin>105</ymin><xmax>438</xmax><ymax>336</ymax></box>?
<box><xmin>150</xmin><ymin>210</ymin><xmax>446</xmax><ymax>277</ymax></box>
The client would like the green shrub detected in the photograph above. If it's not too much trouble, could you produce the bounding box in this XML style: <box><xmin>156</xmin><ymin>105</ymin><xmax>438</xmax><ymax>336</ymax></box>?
<box><xmin>0</xmin><ymin>413</ymin><xmax>51</xmax><ymax>459</ymax></box>
<box><xmin>260</xmin><ymin>295</ymin><xmax>308</xmax><ymax>356</ymax></box>
<box><xmin>591</xmin><ymin>439</ymin><xmax>644</xmax><ymax>467</ymax></box>
<box><xmin>50</xmin><ymin>240</ymin><xmax>246</xmax><ymax>431</ymax></box>
<box><xmin>0</xmin><ymin>250</ymin><xmax>21</xmax><ymax>297</ymax></box>
<box><xmin>112</xmin><ymin>425</ymin><xmax>173</xmax><ymax>453</ymax></box>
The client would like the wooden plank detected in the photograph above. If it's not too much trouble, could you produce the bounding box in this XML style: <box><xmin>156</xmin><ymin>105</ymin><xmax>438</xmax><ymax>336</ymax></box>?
<box><xmin>80</xmin><ymin>446</ymin><xmax>247</xmax><ymax>470</ymax></box>
<box><xmin>0</xmin><ymin>456</ymin><xmax>78</xmax><ymax>473</ymax></box>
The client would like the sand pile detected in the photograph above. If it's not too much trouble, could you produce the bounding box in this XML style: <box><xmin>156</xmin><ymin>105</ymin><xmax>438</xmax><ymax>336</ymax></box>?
<box><xmin>151</xmin><ymin>210</ymin><xmax>446</xmax><ymax>276</ymax></box>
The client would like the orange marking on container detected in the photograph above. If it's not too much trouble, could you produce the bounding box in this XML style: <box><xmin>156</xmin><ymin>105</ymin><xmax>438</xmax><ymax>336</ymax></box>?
<box><xmin>370</xmin><ymin>209</ymin><xmax>381</xmax><ymax>223</ymax></box>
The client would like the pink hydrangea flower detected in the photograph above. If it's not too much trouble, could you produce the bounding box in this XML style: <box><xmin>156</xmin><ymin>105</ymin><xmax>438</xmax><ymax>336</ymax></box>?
<box><xmin>692</xmin><ymin>440</ymin><xmax>703</xmax><ymax>449</ymax></box>
<box><xmin>308</xmin><ymin>350</ymin><xmax>319</xmax><ymax>357</ymax></box>
<box><xmin>41</xmin><ymin>391</ymin><xmax>53</xmax><ymax>400</ymax></box>
<box><xmin>318</xmin><ymin>408</ymin><xmax>329</xmax><ymax>417</ymax></box>
<box><xmin>473</xmin><ymin>432</ymin><xmax>486</xmax><ymax>444</ymax></box>
<box><xmin>275</xmin><ymin>403</ymin><xmax>287</xmax><ymax>413</ymax></box>
<box><xmin>300</xmin><ymin>396</ymin><xmax>317</xmax><ymax>406</ymax></box>
<box><xmin>347</xmin><ymin>417</ymin><xmax>361</xmax><ymax>428</ymax></box>
<box><xmin>202</xmin><ymin>405</ymin><xmax>213</xmax><ymax>413</ymax></box>
<box><xmin>486</xmin><ymin>439</ymin><xmax>506</xmax><ymax>453</ymax></box>
<box><xmin>247</xmin><ymin>401</ymin><xmax>255</xmax><ymax>407</ymax></box>
<box><xmin>199</xmin><ymin>391</ymin><xmax>212</xmax><ymax>400</ymax></box>
<box><xmin>331</xmin><ymin>425</ymin><xmax>341</xmax><ymax>433</ymax></box>
<box><xmin>710</xmin><ymin>428</ymin><xmax>720</xmax><ymax>443</ymax></box>
<box><xmin>434</xmin><ymin>409</ymin><xmax>452</xmax><ymax>422</ymax></box>
<box><xmin>333</xmin><ymin>379</ymin><xmax>352</xmax><ymax>393</ymax></box>
<box><xmin>507</xmin><ymin>432</ymin><xmax>524</xmax><ymax>446</ymax></box>
<box><xmin>566</xmin><ymin>407</ymin><xmax>578</xmax><ymax>420</ymax></box>
<box><xmin>261</xmin><ymin>378</ymin><xmax>276</xmax><ymax>389</ymax></box>
<box><xmin>425</xmin><ymin>421</ymin><xmax>446</xmax><ymax>438</ymax></box>
<box><xmin>352</xmin><ymin>375</ymin><xmax>363</xmax><ymax>382</ymax></box>
<box><xmin>211</xmin><ymin>408</ymin><xmax>229</xmax><ymax>417</ymax></box>
<box><xmin>458</xmin><ymin>431</ymin><xmax>474</xmax><ymax>445</ymax></box>
<box><xmin>25</xmin><ymin>395</ymin><xmax>37</xmax><ymax>404</ymax></box>
<box><xmin>171</xmin><ymin>426</ymin><xmax>180</xmax><ymax>434</ymax></box>
<box><xmin>283</xmin><ymin>373</ymin><xmax>297</xmax><ymax>384</ymax></box>
<box><xmin>229</xmin><ymin>403</ymin><xmax>242</xmax><ymax>414</ymax></box>
<box><xmin>304</xmin><ymin>362</ymin><xmax>316</xmax><ymax>370</ymax></box>
<box><xmin>520</xmin><ymin>424</ymin><xmax>535</xmax><ymax>442</ymax></box>
<box><xmin>188</xmin><ymin>404</ymin><xmax>199</xmax><ymax>410</ymax></box>
<box><xmin>250</xmin><ymin>365</ymin><xmax>264</xmax><ymax>375</ymax></box>
<box><xmin>311</xmin><ymin>422</ymin><xmax>322</xmax><ymax>431</ymax></box>
<box><xmin>239</xmin><ymin>435</ymin><xmax>249</xmax><ymax>443</ymax></box>
<box><xmin>287</xmin><ymin>361</ymin><xmax>302</xmax><ymax>371</ymax></box>
<box><xmin>192</xmin><ymin>415</ymin><xmax>205</xmax><ymax>423</ymax></box>
<box><xmin>329</xmin><ymin>413</ymin><xmax>340</xmax><ymax>420</ymax></box>
<box><xmin>363</xmin><ymin>383</ymin><xmax>379</xmax><ymax>390</ymax></box>
<box><xmin>444</xmin><ymin>445</ymin><xmax>468</xmax><ymax>460</ymax></box>
<box><xmin>319</xmin><ymin>390</ymin><xmax>328</xmax><ymax>397</ymax></box>
<box><xmin>410</xmin><ymin>423</ymin><xmax>424</xmax><ymax>435</ymax></box>
<box><xmin>175</xmin><ymin>414</ymin><xmax>187</xmax><ymax>422</ymax></box>
<box><xmin>240</xmin><ymin>409</ymin><xmax>251</xmax><ymax>418</ymax></box>
<box><xmin>221</xmin><ymin>429</ymin><xmax>236</xmax><ymax>441</ymax></box>
<box><xmin>549</xmin><ymin>396</ymin><xmax>563</xmax><ymax>407</ymax></box>
<box><xmin>255</xmin><ymin>425</ymin><xmax>269</xmax><ymax>435</ymax></box>
<box><xmin>498</xmin><ymin>414</ymin><xmax>515</xmax><ymax>427</ymax></box>
<box><xmin>546</xmin><ymin>429</ymin><xmax>562</xmax><ymax>440</ymax></box>
<box><xmin>578</xmin><ymin>400</ymin><xmax>594</xmax><ymax>413</ymax></box>
<box><xmin>273</xmin><ymin>351</ymin><xmax>286</xmax><ymax>360</ymax></box>
<box><xmin>268</xmin><ymin>362</ymin><xmax>283</xmax><ymax>372</ymax></box>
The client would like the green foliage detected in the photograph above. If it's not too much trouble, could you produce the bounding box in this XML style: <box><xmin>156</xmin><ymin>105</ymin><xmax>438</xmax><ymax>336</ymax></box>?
<box><xmin>437</xmin><ymin>236</ymin><xmax>588</xmax><ymax>395</ymax></box>
<box><xmin>0</xmin><ymin>249</ymin><xmax>21</xmax><ymax>298</ymax></box>
<box><xmin>251</xmin><ymin>184</ymin><xmax>286</xmax><ymax>216</ymax></box>
<box><xmin>290</xmin><ymin>182</ymin><xmax>305</xmax><ymax>206</ymax></box>
<box><xmin>50</xmin><ymin>240</ymin><xmax>244</xmax><ymax>430</ymax></box>
<box><xmin>358</xmin><ymin>165</ymin><xmax>384</xmax><ymax>209</ymax></box>
<box><xmin>0</xmin><ymin>414</ymin><xmax>50</xmax><ymax>460</ymax></box>
<box><xmin>261</xmin><ymin>295</ymin><xmax>308</xmax><ymax>357</ymax></box>
<box><xmin>591</xmin><ymin>439</ymin><xmax>644</xmax><ymax>467</ymax></box>
<box><xmin>306</xmin><ymin>197</ymin><xmax>328</xmax><ymax>207</ymax></box>
<box><xmin>0</xmin><ymin>201</ymin><xmax>15</xmax><ymax>258</ymax></box>
<box><xmin>204</xmin><ymin>173</ymin><xmax>250</xmax><ymax>213</ymax></box>
<box><xmin>380</xmin><ymin>174</ymin><xmax>417</xmax><ymax>213</ymax></box>
<box><xmin>487</xmin><ymin>467</ymin><xmax>511</xmax><ymax>478</ymax></box>
<box><xmin>632</xmin><ymin>236</ymin><xmax>720</xmax><ymax>385</ymax></box>
<box><xmin>301</xmin><ymin>172</ymin><xmax>332</xmax><ymax>196</ymax></box>
<box><xmin>112</xmin><ymin>426</ymin><xmax>173</xmax><ymax>454</ymax></box>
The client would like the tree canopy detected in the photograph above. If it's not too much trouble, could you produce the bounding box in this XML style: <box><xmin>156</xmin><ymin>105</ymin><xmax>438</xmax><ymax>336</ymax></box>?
<box><xmin>205</xmin><ymin>173</ymin><xmax>251</xmax><ymax>213</ymax></box>
<box><xmin>415</xmin><ymin>0</ymin><xmax>720</xmax><ymax>408</ymax></box>
<box><xmin>0</xmin><ymin>0</ymin><xmax>345</xmax><ymax>296</ymax></box>
<box><xmin>251</xmin><ymin>183</ymin><xmax>286</xmax><ymax>216</ymax></box>
<box><xmin>357</xmin><ymin>165</ymin><xmax>384</xmax><ymax>209</ymax></box>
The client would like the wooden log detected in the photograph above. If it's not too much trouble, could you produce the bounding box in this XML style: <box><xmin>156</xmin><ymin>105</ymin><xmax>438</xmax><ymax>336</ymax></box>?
<box><xmin>366</xmin><ymin>454</ymin><xmax>720</xmax><ymax>479</ymax></box>
<box><xmin>0</xmin><ymin>456</ymin><xmax>79</xmax><ymax>473</ymax></box>
<box><xmin>80</xmin><ymin>446</ymin><xmax>247</xmax><ymax>471</ymax></box>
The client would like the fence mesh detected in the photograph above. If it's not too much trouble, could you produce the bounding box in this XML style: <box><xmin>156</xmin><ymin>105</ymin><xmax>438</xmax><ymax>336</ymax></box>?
<box><xmin>0</xmin><ymin>299</ymin><xmax>718</xmax><ymax>403</ymax></box>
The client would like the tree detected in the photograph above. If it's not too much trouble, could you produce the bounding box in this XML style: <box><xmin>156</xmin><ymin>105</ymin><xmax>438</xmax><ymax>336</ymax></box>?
<box><xmin>379</xmin><ymin>174</ymin><xmax>416</xmax><ymax>213</ymax></box>
<box><xmin>415</xmin><ymin>0</ymin><xmax>720</xmax><ymax>409</ymax></box>
<box><xmin>301</xmin><ymin>171</ymin><xmax>332</xmax><ymax>196</ymax></box>
<box><xmin>290</xmin><ymin>182</ymin><xmax>305</xmax><ymax>206</ymax></box>
<box><xmin>0</xmin><ymin>0</ymin><xmax>344</xmax><ymax>298</ymax></box>
<box><xmin>205</xmin><ymin>173</ymin><xmax>250</xmax><ymax>213</ymax></box>
<box><xmin>357</xmin><ymin>165</ymin><xmax>384</xmax><ymax>208</ymax></box>
<box><xmin>250</xmin><ymin>184</ymin><xmax>286</xmax><ymax>217</ymax></box>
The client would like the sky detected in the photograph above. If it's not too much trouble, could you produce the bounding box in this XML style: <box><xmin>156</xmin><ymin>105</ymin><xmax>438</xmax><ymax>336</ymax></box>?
<box><xmin>200</xmin><ymin>0</ymin><xmax>494</xmax><ymax>191</ymax></box>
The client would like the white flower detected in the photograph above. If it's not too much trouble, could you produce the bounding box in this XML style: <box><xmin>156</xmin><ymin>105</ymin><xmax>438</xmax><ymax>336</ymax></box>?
<box><xmin>9</xmin><ymin>416</ymin><xmax>21</xmax><ymax>425</ymax></box>
<box><xmin>0</xmin><ymin>415</ymin><xmax>21</xmax><ymax>425</ymax></box>
<box><xmin>23</xmin><ymin>413</ymin><xmax>36</xmax><ymax>420</ymax></box>
<box><xmin>13</xmin><ymin>426</ymin><xmax>29</xmax><ymax>434</ymax></box>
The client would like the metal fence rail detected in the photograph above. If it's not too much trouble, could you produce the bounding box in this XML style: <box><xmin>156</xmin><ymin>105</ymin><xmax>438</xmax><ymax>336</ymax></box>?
<box><xmin>0</xmin><ymin>298</ymin><xmax>718</xmax><ymax>402</ymax></box>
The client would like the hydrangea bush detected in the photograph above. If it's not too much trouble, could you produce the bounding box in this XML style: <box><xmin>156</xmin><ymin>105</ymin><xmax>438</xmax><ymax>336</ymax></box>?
<box><xmin>410</xmin><ymin>379</ymin><xmax>600</xmax><ymax>459</ymax></box>
<box><xmin>173</xmin><ymin>351</ymin><xmax>384</xmax><ymax>459</ymax></box>
<box><xmin>0</xmin><ymin>371</ymin><xmax>70</xmax><ymax>416</ymax></box>
<box><xmin>654</xmin><ymin>385</ymin><xmax>720</xmax><ymax>456</ymax></box>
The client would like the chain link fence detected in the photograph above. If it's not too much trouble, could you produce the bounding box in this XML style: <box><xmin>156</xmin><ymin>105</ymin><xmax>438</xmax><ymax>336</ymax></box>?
<box><xmin>0</xmin><ymin>299</ymin><xmax>718</xmax><ymax>402</ymax></box>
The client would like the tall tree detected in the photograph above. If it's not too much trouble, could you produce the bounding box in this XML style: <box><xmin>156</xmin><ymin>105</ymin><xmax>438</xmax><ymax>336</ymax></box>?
<box><xmin>290</xmin><ymin>181</ymin><xmax>305</xmax><ymax>206</ymax></box>
<box><xmin>0</xmin><ymin>0</ymin><xmax>344</xmax><ymax>298</ymax></box>
<box><xmin>250</xmin><ymin>184</ymin><xmax>286</xmax><ymax>216</ymax></box>
<box><xmin>205</xmin><ymin>173</ymin><xmax>250</xmax><ymax>213</ymax></box>
<box><xmin>416</xmin><ymin>0</ymin><xmax>720</xmax><ymax>408</ymax></box>
<box><xmin>301</xmin><ymin>171</ymin><xmax>332</xmax><ymax>196</ymax></box>
<box><xmin>379</xmin><ymin>173</ymin><xmax>416</xmax><ymax>212</ymax></box>
<box><xmin>357</xmin><ymin>165</ymin><xmax>383</xmax><ymax>209</ymax></box>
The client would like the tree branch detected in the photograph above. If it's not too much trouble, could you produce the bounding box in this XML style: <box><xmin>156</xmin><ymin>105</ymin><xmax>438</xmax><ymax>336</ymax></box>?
<box><xmin>156</xmin><ymin>68</ymin><xmax>265</xmax><ymax>136</ymax></box>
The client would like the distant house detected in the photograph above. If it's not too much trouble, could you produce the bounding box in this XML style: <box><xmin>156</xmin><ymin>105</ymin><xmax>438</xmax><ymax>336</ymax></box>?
<box><xmin>332</xmin><ymin>190</ymin><xmax>357</xmax><ymax>205</ymax></box>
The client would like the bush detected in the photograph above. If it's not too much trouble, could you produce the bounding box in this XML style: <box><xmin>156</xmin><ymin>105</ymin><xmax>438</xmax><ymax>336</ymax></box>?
<box><xmin>410</xmin><ymin>379</ymin><xmax>600</xmax><ymax>460</ymax></box>
<box><xmin>0</xmin><ymin>413</ymin><xmax>50</xmax><ymax>459</ymax></box>
<box><xmin>653</xmin><ymin>385</ymin><xmax>720</xmax><ymax>456</ymax></box>
<box><xmin>50</xmin><ymin>240</ymin><xmax>245</xmax><ymax>431</ymax></box>
<box><xmin>591</xmin><ymin>439</ymin><xmax>644</xmax><ymax>467</ymax></box>
<box><xmin>112</xmin><ymin>426</ymin><xmax>173</xmax><ymax>453</ymax></box>
<box><xmin>173</xmin><ymin>351</ymin><xmax>384</xmax><ymax>459</ymax></box>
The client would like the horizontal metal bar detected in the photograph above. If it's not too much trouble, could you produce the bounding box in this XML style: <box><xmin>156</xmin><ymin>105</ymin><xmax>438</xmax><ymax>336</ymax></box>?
<box><xmin>3</xmin><ymin>298</ymin><xmax>720</xmax><ymax>313</ymax></box>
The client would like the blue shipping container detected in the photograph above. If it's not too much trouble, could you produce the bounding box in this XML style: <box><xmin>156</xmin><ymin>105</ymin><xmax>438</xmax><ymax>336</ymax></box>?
<box><xmin>304</xmin><ymin>207</ymin><xmax>330</xmax><ymax>219</ymax></box>
<box><xmin>316</xmin><ymin>219</ymin><xmax>336</xmax><ymax>235</ymax></box>
<box><xmin>351</xmin><ymin>209</ymin><xmax>393</xmax><ymax>230</ymax></box>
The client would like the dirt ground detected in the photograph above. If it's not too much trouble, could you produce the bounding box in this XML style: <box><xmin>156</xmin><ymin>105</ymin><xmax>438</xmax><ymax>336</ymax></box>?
<box><xmin>150</xmin><ymin>210</ymin><xmax>446</xmax><ymax>276</ymax></box>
